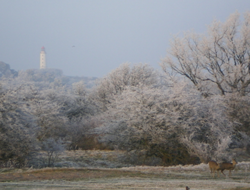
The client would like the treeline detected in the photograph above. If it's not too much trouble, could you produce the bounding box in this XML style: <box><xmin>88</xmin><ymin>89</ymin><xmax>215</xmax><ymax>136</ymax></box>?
<box><xmin>1</xmin><ymin>11</ymin><xmax>250</xmax><ymax>168</ymax></box>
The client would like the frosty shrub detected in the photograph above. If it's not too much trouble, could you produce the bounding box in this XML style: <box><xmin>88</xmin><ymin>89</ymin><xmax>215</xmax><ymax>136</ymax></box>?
<box><xmin>41</xmin><ymin>138</ymin><xmax>65</xmax><ymax>167</ymax></box>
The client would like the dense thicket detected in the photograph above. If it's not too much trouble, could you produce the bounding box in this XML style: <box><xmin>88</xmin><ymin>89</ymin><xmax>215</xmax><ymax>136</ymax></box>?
<box><xmin>1</xmin><ymin>12</ymin><xmax>250</xmax><ymax>168</ymax></box>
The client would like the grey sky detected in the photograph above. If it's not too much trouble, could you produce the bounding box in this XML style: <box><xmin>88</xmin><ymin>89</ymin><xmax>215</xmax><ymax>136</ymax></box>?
<box><xmin>0</xmin><ymin>0</ymin><xmax>249</xmax><ymax>77</ymax></box>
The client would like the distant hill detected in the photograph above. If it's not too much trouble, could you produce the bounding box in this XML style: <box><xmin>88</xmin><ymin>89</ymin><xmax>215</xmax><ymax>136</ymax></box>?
<box><xmin>0</xmin><ymin>61</ymin><xmax>97</xmax><ymax>88</ymax></box>
<box><xmin>0</xmin><ymin>61</ymin><xmax>18</xmax><ymax>78</ymax></box>
<box><xmin>18</xmin><ymin>69</ymin><xmax>98</xmax><ymax>89</ymax></box>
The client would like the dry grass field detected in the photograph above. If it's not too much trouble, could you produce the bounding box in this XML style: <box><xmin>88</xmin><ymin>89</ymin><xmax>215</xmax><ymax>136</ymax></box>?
<box><xmin>1</xmin><ymin>150</ymin><xmax>250</xmax><ymax>190</ymax></box>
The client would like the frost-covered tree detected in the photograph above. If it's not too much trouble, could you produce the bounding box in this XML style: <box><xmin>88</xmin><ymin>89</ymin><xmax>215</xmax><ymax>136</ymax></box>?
<box><xmin>224</xmin><ymin>94</ymin><xmax>250</xmax><ymax>135</ymax></box>
<box><xmin>161</xmin><ymin>12</ymin><xmax>250</xmax><ymax>96</ymax></box>
<box><xmin>92</xmin><ymin>63</ymin><xmax>159</xmax><ymax>111</ymax></box>
<box><xmin>98</xmin><ymin>84</ymin><xmax>200</xmax><ymax>165</ymax></box>
<box><xmin>55</xmin><ymin>81</ymin><xmax>99</xmax><ymax>120</ymax></box>
<box><xmin>99</xmin><ymin>79</ymin><xmax>235</xmax><ymax>163</ymax></box>
<box><xmin>0</xmin><ymin>84</ymin><xmax>38</xmax><ymax>167</ymax></box>
<box><xmin>223</xmin><ymin>93</ymin><xmax>250</xmax><ymax>156</ymax></box>
<box><xmin>168</xmin><ymin>81</ymin><xmax>234</xmax><ymax>162</ymax></box>
<box><xmin>100</xmin><ymin>86</ymin><xmax>170</xmax><ymax>148</ymax></box>
<box><xmin>159</xmin><ymin>12</ymin><xmax>250</xmax><ymax>162</ymax></box>
<box><xmin>35</xmin><ymin>81</ymin><xmax>101</xmax><ymax>150</ymax></box>
<box><xmin>27</xmin><ymin>89</ymin><xmax>68</xmax><ymax>141</ymax></box>
<box><xmin>12</xmin><ymin>84</ymin><xmax>68</xmax><ymax>143</ymax></box>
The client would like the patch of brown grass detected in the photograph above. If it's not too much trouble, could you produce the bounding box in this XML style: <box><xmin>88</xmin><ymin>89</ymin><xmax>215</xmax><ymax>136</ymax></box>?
<box><xmin>0</xmin><ymin>168</ymin><xmax>148</xmax><ymax>182</ymax></box>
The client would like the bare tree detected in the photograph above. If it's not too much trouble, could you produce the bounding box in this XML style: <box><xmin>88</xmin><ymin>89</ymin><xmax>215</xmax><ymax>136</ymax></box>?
<box><xmin>161</xmin><ymin>12</ymin><xmax>250</xmax><ymax>96</ymax></box>
<box><xmin>41</xmin><ymin>138</ymin><xmax>64</xmax><ymax>167</ymax></box>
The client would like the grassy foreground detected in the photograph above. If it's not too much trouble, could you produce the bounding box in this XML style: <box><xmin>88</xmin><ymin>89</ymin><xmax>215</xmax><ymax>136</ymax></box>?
<box><xmin>0</xmin><ymin>151</ymin><xmax>250</xmax><ymax>190</ymax></box>
<box><xmin>0</xmin><ymin>164</ymin><xmax>250</xmax><ymax>190</ymax></box>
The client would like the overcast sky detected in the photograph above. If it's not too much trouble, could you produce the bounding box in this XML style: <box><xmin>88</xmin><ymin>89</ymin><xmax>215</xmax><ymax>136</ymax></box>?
<box><xmin>0</xmin><ymin>0</ymin><xmax>249</xmax><ymax>77</ymax></box>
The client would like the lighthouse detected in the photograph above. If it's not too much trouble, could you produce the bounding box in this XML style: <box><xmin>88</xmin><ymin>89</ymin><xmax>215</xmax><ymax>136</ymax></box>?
<box><xmin>40</xmin><ymin>46</ymin><xmax>46</xmax><ymax>69</ymax></box>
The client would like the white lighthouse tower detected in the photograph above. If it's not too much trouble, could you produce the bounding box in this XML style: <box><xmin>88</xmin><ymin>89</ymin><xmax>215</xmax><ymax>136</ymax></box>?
<box><xmin>40</xmin><ymin>46</ymin><xmax>46</xmax><ymax>69</ymax></box>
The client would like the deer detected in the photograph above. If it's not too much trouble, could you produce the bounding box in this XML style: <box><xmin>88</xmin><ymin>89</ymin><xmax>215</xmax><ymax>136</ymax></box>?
<box><xmin>217</xmin><ymin>159</ymin><xmax>237</xmax><ymax>177</ymax></box>
<box><xmin>208</xmin><ymin>160</ymin><xmax>220</xmax><ymax>177</ymax></box>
